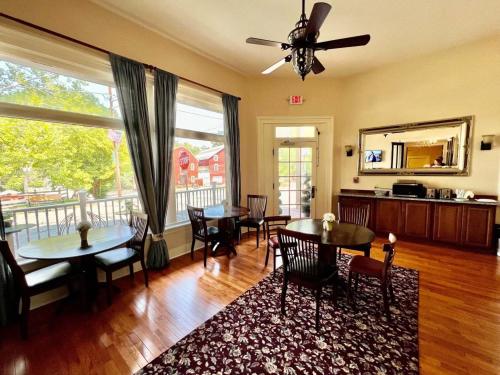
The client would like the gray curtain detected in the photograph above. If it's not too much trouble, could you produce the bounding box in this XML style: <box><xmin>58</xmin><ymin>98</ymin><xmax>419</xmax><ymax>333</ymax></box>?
<box><xmin>223</xmin><ymin>94</ymin><xmax>241</xmax><ymax>206</ymax></box>
<box><xmin>110</xmin><ymin>54</ymin><xmax>176</xmax><ymax>269</ymax></box>
<box><xmin>0</xmin><ymin>200</ymin><xmax>15</xmax><ymax>326</ymax></box>
<box><xmin>151</xmin><ymin>69</ymin><xmax>178</xmax><ymax>268</ymax></box>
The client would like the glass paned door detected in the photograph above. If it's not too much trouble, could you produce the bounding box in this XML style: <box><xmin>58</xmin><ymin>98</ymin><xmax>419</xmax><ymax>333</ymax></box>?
<box><xmin>274</xmin><ymin>141</ymin><xmax>316</xmax><ymax>219</ymax></box>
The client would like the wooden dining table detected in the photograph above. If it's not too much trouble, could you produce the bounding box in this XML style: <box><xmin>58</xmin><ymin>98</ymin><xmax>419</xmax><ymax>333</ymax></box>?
<box><xmin>204</xmin><ymin>205</ymin><xmax>249</xmax><ymax>255</ymax></box>
<box><xmin>17</xmin><ymin>224</ymin><xmax>136</xmax><ymax>306</ymax></box>
<box><xmin>286</xmin><ymin>219</ymin><xmax>375</xmax><ymax>266</ymax></box>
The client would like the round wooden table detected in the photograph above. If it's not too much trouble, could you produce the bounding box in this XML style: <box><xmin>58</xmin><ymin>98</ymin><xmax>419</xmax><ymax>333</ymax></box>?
<box><xmin>204</xmin><ymin>205</ymin><xmax>249</xmax><ymax>255</ymax></box>
<box><xmin>17</xmin><ymin>224</ymin><xmax>136</xmax><ymax>260</ymax></box>
<box><xmin>286</xmin><ymin>219</ymin><xmax>376</xmax><ymax>294</ymax></box>
<box><xmin>17</xmin><ymin>225</ymin><xmax>136</xmax><ymax>308</ymax></box>
<box><xmin>286</xmin><ymin>219</ymin><xmax>375</xmax><ymax>263</ymax></box>
<box><xmin>204</xmin><ymin>205</ymin><xmax>249</xmax><ymax>220</ymax></box>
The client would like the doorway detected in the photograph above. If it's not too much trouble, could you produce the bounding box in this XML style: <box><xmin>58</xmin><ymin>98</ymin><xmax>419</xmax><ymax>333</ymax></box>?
<box><xmin>274</xmin><ymin>139</ymin><xmax>317</xmax><ymax>219</ymax></box>
<box><xmin>257</xmin><ymin>117</ymin><xmax>333</xmax><ymax>219</ymax></box>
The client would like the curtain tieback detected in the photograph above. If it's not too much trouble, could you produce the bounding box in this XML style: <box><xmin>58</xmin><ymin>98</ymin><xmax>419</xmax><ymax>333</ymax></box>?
<box><xmin>151</xmin><ymin>233</ymin><xmax>165</xmax><ymax>242</ymax></box>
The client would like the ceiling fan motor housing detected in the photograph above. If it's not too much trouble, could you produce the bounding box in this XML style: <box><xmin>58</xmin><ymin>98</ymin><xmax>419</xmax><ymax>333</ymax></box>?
<box><xmin>289</xmin><ymin>26</ymin><xmax>316</xmax><ymax>80</ymax></box>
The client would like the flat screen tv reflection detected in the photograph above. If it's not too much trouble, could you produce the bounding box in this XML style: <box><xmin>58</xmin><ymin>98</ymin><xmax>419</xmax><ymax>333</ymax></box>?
<box><xmin>365</xmin><ymin>150</ymin><xmax>382</xmax><ymax>162</ymax></box>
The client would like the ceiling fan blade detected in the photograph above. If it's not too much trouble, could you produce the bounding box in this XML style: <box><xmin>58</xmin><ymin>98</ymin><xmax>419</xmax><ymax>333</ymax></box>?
<box><xmin>305</xmin><ymin>2</ymin><xmax>332</xmax><ymax>40</ymax></box>
<box><xmin>262</xmin><ymin>55</ymin><xmax>291</xmax><ymax>75</ymax></box>
<box><xmin>315</xmin><ymin>34</ymin><xmax>371</xmax><ymax>50</ymax></box>
<box><xmin>311</xmin><ymin>57</ymin><xmax>325</xmax><ymax>74</ymax></box>
<box><xmin>246</xmin><ymin>37</ymin><xmax>288</xmax><ymax>48</ymax></box>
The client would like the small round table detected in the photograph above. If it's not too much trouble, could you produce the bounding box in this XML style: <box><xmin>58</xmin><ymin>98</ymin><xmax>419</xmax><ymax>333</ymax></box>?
<box><xmin>17</xmin><ymin>225</ymin><xmax>136</xmax><ymax>308</ymax></box>
<box><xmin>204</xmin><ymin>205</ymin><xmax>249</xmax><ymax>255</ymax></box>
<box><xmin>17</xmin><ymin>225</ymin><xmax>136</xmax><ymax>260</ymax></box>
<box><xmin>286</xmin><ymin>219</ymin><xmax>375</xmax><ymax>264</ymax></box>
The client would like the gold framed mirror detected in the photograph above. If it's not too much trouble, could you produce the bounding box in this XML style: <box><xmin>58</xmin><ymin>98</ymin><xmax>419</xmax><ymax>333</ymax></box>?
<box><xmin>358</xmin><ymin>116</ymin><xmax>473</xmax><ymax>176</ymax></box>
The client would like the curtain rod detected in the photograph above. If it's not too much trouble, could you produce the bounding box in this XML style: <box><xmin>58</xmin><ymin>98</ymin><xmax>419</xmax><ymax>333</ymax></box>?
<box><xmin>0</xmin><ymin>12</ymin><xmax>242</xmax><ymax>101</ymax></box>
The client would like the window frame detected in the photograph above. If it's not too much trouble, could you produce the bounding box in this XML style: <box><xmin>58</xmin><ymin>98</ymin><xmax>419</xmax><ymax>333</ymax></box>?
<box><xmin>0</xmin><ymin>23</ymin><xmax>230</xmax><ymax>230</ymax></box>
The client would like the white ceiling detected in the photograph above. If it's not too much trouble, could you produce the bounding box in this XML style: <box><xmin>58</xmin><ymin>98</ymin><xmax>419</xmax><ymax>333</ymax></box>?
<box><xmin>93</xmin><ymin>0</ymin><xmax>500</xmax><ymax>78</ymax></box>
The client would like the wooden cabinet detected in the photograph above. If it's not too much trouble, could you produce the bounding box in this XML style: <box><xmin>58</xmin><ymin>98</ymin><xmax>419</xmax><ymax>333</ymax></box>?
<box><xmin>338</xmin><ymin>193</ymin><xmax>497</xmax><ymax>253</ymax></box>
<box><xmin>402</xmin><ymin>201</ymin><xmax>432</xmax><ymax>239</ymax></box>
<box><xmin>461</xmin><ymin>205</ymin><xmax>495</xmax><ymax>248</ymax></box>
<box><xmin>433</xmin><ymin>203</ymin><xmax>463</xmax><ymax>244</ymax></box>
<box><xmin>375</xmin><ymin>200</ymin><xmax>401</xmax><ymax>234</ymax></box>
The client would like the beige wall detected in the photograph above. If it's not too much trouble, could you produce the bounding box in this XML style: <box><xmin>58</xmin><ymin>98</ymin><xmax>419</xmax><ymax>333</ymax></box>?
<box><xmin>336</xmin><ymin>36</ymin><xmax>500</xmax><ymax>197</ymax></box>
<box><xmin>1</xmin><ymin>1</ymin><xmax>499</xmax><ymax>229</ymax></box>
<box><xmin>243</xmin><ymin>37</ymin><xmax>500</xmax><ymax>205</ymax></box>
<box><xmin>241</xmin><ymin>77</ymin><xmax>342</xmax><ymax>200</ymax></box>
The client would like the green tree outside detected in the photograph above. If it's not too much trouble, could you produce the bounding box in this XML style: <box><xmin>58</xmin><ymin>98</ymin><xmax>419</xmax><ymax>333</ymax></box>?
<box><xmin>0</xmin><ymin>61</ymin><xmax>134</xmax><ymax>198</ymax></box>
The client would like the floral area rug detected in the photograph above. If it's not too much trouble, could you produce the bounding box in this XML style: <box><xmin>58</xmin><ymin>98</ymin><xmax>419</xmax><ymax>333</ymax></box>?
<box><xmin>137</xmin><ymin>255</ymin><xmax>419</xmax><ymax>374</ymax></box>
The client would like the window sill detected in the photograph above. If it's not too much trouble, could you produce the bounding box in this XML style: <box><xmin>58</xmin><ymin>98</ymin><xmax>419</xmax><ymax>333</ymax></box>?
<box><xmin>165</xmin><ymin>220</ymin><xmax>190</xmax><ymax>232</ymax></box>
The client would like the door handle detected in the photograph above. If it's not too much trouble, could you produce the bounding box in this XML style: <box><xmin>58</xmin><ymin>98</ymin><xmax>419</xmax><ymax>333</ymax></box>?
<box><xmin>311</xmin><ymin>186</ymin><xmax>316</xmax><ymax>198</ymax></box>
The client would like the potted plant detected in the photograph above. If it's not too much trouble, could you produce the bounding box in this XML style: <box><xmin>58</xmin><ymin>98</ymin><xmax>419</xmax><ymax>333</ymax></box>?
<box><xmin>301</xmin><ymin>177</ymin><xmax>311</xmax><ymax>217</ymax></box>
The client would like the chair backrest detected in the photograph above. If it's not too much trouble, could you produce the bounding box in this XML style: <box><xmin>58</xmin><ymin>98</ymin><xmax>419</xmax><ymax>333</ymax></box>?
<box><xmin>247</xmin><ymin>194</ymin><xmax>267</xmax><ymax>219</ymax></box>
<box><xmin>382</xmin><ymin>233</ymin><xmax>397</xmax><ymax>280</ymax></box>
<box><xmin>265</xmin><ymin>215</ymin><xmax>292</xmax><ymax>240</ymax></box>
<box><xmin>187</xmin><ymin>205</ymin><xmax>208</xmax><ymax>238</ymax></box>
<box><xmin>338</xmin><ymin>202</ymin><xmax>370</xmax><ymax>227</ymax></box>
<box><xmin>87</xmin><ymin>211</ymin><xmax>107</xmax><ymax>228</ymax></box>
<box><xmin>129</xmin><ymin>211</ymin><xmax>149</xmax><ymax>252</ymax></box>
<box><xmin>57</xmin><ymin>213</ymin><xmax>75</xmax><ymax>235</ymax></box>
<box><xmin>0</xmin><ymin>240</ymin><xmax>28</xmax><ymax>289</ymax></box>
<box><xmin>278</xmin><ymin>227</ymin><xmax>322</xmax><ymax>279</ymax></box>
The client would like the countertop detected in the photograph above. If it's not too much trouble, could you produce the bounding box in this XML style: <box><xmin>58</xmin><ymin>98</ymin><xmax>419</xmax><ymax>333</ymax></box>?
<box><xmin>338</xmin><ymin>193</ymin><xmax>500</xmax><ymax>206</ymax></box>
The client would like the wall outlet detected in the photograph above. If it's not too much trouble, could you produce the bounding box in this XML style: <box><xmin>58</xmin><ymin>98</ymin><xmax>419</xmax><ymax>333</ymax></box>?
<box><xmin>353</xmin><ymin>177</ymin><xmax>359</xmax><ymax>183</ymax></box>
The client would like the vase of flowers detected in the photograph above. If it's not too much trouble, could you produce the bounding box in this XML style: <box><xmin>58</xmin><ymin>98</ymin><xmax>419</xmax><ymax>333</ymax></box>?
<box><xmin>76</xmin><ymin>221</ymin><xmax>92</xmax><ymax>249</ymax></box>
<box><xmin>322</xmin><ymin>213</ymin><xmax>336</xmax><ymax>231</ymax></box>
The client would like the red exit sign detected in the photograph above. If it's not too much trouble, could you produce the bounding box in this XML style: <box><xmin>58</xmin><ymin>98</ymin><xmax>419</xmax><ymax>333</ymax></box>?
<box><xmin>289</xmin><ymin>95</ymin><xmax>303</xmax><ymax>105</ymax></box>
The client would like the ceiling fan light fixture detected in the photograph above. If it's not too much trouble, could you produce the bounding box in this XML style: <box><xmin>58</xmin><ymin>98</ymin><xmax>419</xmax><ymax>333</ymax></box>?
<box><xmin>246</xmin><ymin>0</ymin><xmax>369</xmax><ymax>80</ymax></box>
<box><xmin>292</xmin><ymin>47</ymin><xmax>314</xmax><ymax>80</ymax></box>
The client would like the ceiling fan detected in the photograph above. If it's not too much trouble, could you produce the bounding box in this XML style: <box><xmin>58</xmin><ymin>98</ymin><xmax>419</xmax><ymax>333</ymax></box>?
<box><xmin>246</xmin><ymin>0</ymin><xmax>370</xmax><ymax>80</ymax></box>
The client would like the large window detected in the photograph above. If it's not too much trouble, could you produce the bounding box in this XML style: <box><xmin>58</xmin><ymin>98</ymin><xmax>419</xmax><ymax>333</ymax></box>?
<box><xmin>0</xmin><ymin>25</ymin><xmax>229</xmax><ymax>242</ymax></box>
<box><xmin>0</xmin><ymin>57</ymin><xmax>137</xmax><ymax>253</ymax></box>
<box><xmin>0</xmin><ymin>60</ymin><xmax>120</xmax><ymax>118</ymax></box>
<box><xmin>170</xmin><ymin>86</ymin><xmax>227</xmax><ymax>224</ymax></box>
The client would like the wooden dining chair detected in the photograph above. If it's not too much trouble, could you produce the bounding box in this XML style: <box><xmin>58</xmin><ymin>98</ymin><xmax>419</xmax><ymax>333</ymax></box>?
<box><xmin>337</xmin><ymin>202</ymin><xmax>370</xmax><ymax>258</ymax></box>
<box><xmin>238</xmin><ymin>194</ymin><xmax>267</xmax><ymax>247</ymax></box>
<box><xmin>347</xmin><ymin>233</ymin><xmax>397</xmax><ymax>320</ymax></box>
<box><xmin>94</xmin><ymin>211</ymin><xmax>149</xmax><ymax>305</ymax></box>
<box><xmin>278</xmin><ymin>228</ymin><xmax>338</xmax><ymax>331</ymax></box>
<box><xmin>264</xmin><ymin>215</ymin><xmax>291</xmax><ymax>275</ymax></box>
<box><xmin>0</xmin><ymin>240</ymin><xmax>75</xmax><ymax>339</ymax></box>
<box><xmin>187</xmin><ymin>205</ymin><xmax>220</xmax><ymax>268</ymax></box>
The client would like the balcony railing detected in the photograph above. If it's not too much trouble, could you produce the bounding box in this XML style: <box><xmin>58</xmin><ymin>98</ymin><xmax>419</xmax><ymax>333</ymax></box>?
<box><xmin>3</xmin><ymin>185</ymin><xmax>226</xmax><ymax>251</ymax></box>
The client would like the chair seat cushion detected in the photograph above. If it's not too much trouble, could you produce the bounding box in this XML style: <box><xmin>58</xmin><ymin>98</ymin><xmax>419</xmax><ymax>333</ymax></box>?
<box><xmin>198</xmin><ymin>226</ymin><xmax>219</xmax><ymax>238</ymax></box>
<box><xmin>239</xmin><ymin>218</ymin><xmax>264</xmax><ymax>227</ymax></box>
<box><xmin>348</xmin><ymin>255</ymin><xmax>384</xmax><ymax>277</ymax></box>
<box><xmin>25</xmin><ymin>262</ymin><xmax>72</xmax><ymax>287</ymax></box>
<box><xmin>95</xmin><ymin>248</ymin><xmax>138</xmax><ymax>267</ymax></box>
<box><xmin>268</xmin><ymin>235</ymin><xmax>279</xmax><ymax>249</ymax></box>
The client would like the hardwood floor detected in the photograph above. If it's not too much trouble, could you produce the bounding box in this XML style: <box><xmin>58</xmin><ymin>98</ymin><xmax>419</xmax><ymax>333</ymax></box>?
<box><xmin>1</xmin><ymin>234</ymin><xmax>499</xmax><ymax>374</ymax></box>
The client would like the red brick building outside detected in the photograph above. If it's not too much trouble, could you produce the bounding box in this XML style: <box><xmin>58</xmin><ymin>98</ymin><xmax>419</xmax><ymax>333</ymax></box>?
<box><xmin>172</xmin><ymin>147</ymin><xmax>198</xmax><ymax>186</ymax></box>
<box><xmin>197</xmin><ymin>146</ymin><xmax>225</xmax><ymax>185</ymax></box>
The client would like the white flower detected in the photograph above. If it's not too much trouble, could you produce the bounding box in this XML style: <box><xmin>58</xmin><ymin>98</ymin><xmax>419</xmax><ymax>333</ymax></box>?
<box><xmin>322</xmin><ymin>213</ymin><xmax>336</xmax><ymax>222</ymax></box>
<box><xmin>162</xmin><ymin>352</ymin><xmax>176</xmax><ymax>365</ymax></box>
<box><xmin>222</xmin><ymin>332</ymin><xmax>234</xmax><ymax>342</ymax></box>
<box><xmin>264</xmin><ymin>359</ymin><xmax>278</xmax><ymax>374</ymax></box>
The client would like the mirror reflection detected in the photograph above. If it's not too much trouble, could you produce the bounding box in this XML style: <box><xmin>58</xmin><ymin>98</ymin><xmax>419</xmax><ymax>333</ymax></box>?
<box><xmin>359</xmin><ymin>117</ymin><xmax>472</xmax><ymax>175</ymax></box>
